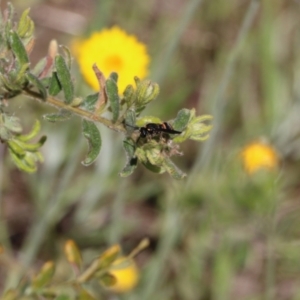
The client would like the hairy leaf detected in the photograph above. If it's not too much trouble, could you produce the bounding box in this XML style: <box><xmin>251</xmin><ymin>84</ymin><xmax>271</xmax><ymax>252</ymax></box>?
<box><xmin>8</xmin><ymin>30</ymin><xmax>29</xmax><ymax>67</ymax></box>
<box><xmin>18</xmin><ymin>120</ymin><xmax>40</xmax><ymax>142</ymax></box>
<box><xmin>163</xmin><ymin>157</ymin><xmax>186</xmax><ymax>180</ymax></box>
<box><xmin>43</xmin><ymin>110</ymin><xmax>72</xmax><ymax>122</ymax></box>
<box><xmin>82</xmin><ymin>120</ymin><xmax>101</xmax><ymax>166</ymax></box>
<box><xmin>55</xmin><ymin>55</ymin><xmax>74</xmax><ymax>104</ymax></box>
<box><xmin>26</xmin><ymin>73</ymin><xmax>47</xmax><ymax>100</ymax></box>
<box><xmin>80</xmin><ymin>93</ymin><xmax>99</xmax><ymax>112</ymax></box>
<box><xmin>173</xmin><ymin>108</ymin><xmax>193</xmax><ymax>131</ymax></box>
<box><xmin>49</xmin><ymin>72</ymin><xmax>62</xmax><ymax>96</ymax></box>
<box><xmin>120</xmin><ymin>138</ymin><xmax>138</xmax><ymax>177</ymax></box>
<box><xmin>105</xmin><ymin>78</ymin><xmax>119</xmax><ymax>123</ymax></box>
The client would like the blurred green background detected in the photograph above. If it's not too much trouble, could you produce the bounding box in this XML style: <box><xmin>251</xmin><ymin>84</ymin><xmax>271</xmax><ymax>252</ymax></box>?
<box><xmin>2</xmin><ymin>0</ymin><xmax>300</xmax><ymax>299</ymax></box>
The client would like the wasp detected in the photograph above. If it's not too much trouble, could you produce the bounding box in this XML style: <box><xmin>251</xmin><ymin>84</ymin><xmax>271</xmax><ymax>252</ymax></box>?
<box><xmin>125</xmin><ymin>122</ymin><xmax>181</xmax><ymax>140</ymax></box>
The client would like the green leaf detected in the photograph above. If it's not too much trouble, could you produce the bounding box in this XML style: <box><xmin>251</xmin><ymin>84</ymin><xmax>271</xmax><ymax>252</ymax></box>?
<box><xmin>26</xmin><ymin>73</ymin><xmax>47</xmax><ymax>100</ymax></box>
<box><xmin>9</xmin><ymin>150</ymin><xmax>36</xmax><ymax>173</ymax></box>
<box><xmin>55</xmin><ymin>295</ymin><xmax>71</xmax><ymax>300</ymax></box>
<box><xmin>136</xmin><ymin>116</ymin><xmax>163</xmax><ymax>127</ymax></box>
<box><xmin>124</xmin><ymin>109</ymin><xmax>136</xmax><ymax>134</ymax></box>
<box><xmin>32</xmin><ymin>261</ymin><xmax>55</xmax><ymax>289</ymax></box>
<box><xmin>142</xmin><ymin>160</ymin><xmax>164</xmax><ymax>173</ymax></box>
<box><xmin>3</xmin><ymin>115</ymin><xmax>22</xmax><ymax>133</ymax></box>
<box><xmin>43</xmin><ymin>110</ymin><xmax>72</xmax><ymax>122</ymax></box>
<box><xmin>16</xmin><ymin>136</ymin><xmax>47</xmax><ymax>152</ymax></box>
<box><xmin>55</xmin><ymin>55</ymin><xmax>74</xmax><ymax>104</ymax></box>
<box><xmin>14</xmin><ymin>62</ymin><xmax>30</xmax><ymax>85</ymax></box>
<box><xmin>61</xmin><ymin>45</ymin><xmax>72</xmax><ymax>69</ymax></box>
<box><xmin>8</xmin><ymin>30</ymin><xmax>29</xmax><ymax>67</ymax></box>
<box><xmin>0</xmin><ymin>127</ymin><xmax>12</xmax><ymax>140</ymax></box>
<box><xmin>123</xmin><ymin>84</ymin><xmax>136</xmax><ymax>107</ymax></box>
<box><xmin>145</xmin><ymin>146</ymin><xmax>164</xmax><ymax>166</ymax></box>
<box><xmin>80</xmin><ymin>93</ymin><xmax>99</xmax><ymax>112</ymax></box>
<box><xmin>105</xmin><ymin>78</ymin><xmax>119</xmax><ymax>123</ymax></box>
<box><xmin>17</xmin><ymin>8</ymin><xmax>34</xmax><ymax>38</ymax></box>
<box><xmin>18</xmin><ymin>120</ymin><xmax>40</xmax><ymax>141</ymax></box>
<box><xmin>120</xmin><ymin>138</ymin><xmax>138</xmax><ymax>177</ymax></box>
<box><xmin>78</xmin><ymin>288</ymin><xmax>97</xmax><ymax>300</ymax></box>
<box><xmin>135</xmin><ymin>79</ymin><xmax>160</xmax><ymax>106</ymax></box>
<box><xmin>7</xmin><ymin>140</ymin><xmax>25</xmax><ymax>155</ymax></box>
<box><xmin>109</xmin><ymin>72</ymin><xmax>118</xmax><ymax>82</ymax></box>
<box><xmin>163</xmin><ymin>157</ymin><xmax>186</xmax><ymax>180</ymax></box>
<box><xmin>99</xmin><ymin>273</ymin><xmax>117</xmax><ymax>288</ymax></box>
<box><xmin>49</xmin><ymin>72</ymin><xmax>62</xmax><ymax>96</ymax></box>
<box><xmin>172</xmin><ymin>108</ymin><xmax>193</xmax><ymax>131</ymax></box>
<box><xmin>31</xmin><ymin>57</ymin><xmax>47</xmax><ymax>77</ymax></box>
<box><xmin>82</xmin><ymin>120</ymin><xmax>101</xmax><ymax>166</ymax></box>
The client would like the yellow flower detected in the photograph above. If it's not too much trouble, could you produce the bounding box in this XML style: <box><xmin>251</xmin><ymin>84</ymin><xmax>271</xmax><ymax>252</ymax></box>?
<box><xmin>241</xmin><ymin>141</ymin><xmax>279</xmax><ymax>174</ymax></box>
<box><xmin>105</xmin><ymin>257</ymin><xmax>139</xmax><ymax>293</ymax></box>
<box><xmin>73</xmin><ymin>26</ymin><xmax>150</xmax><ymax>93</ymax></box>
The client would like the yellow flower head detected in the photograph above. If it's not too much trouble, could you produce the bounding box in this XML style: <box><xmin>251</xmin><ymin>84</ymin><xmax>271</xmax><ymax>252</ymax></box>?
<box><xmin>73</xmin><ymin>26</ymin><xmax>150</xmax><ymax>93</ymax></box>
<box><xmin>106</xmin><ymin>257</ymin><xmax>139</xmax><ymax>293</ymax></box>
<box><xmin>241</xmin><ymin>141</ymin><xmax>279</xmax><ymax>174</ymax></box>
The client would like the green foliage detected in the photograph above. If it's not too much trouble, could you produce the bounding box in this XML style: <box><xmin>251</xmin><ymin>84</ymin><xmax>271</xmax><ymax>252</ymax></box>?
<box><xmin>0</xmin><ymin>2</ymin><xmax>212</xmax><ymax>177</ymax></box>
<box><xmin>55</xmin><ymin>54</ymin><xmax>74</xmax><ymax>104</ymax></box>
<box><xmin>81</xmin><ymin>120</ymin><xmax>102</xmax><ymax>166</ymax></box>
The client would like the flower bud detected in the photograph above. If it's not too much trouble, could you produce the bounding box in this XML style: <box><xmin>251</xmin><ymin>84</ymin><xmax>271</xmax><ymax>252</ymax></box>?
<box><xmin>135</xmin><ymin>78</ymin><xmax>159</xmax><ymax>106</ymax></box>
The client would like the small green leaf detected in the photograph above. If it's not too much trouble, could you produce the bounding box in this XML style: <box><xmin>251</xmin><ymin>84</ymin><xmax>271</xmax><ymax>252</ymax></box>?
<box><xmin>17</xmin><ymin>8</ymin><xmax>34</xmax><ymax>38</ymax></box>
<box><xmin>145</xmin><ymin>146</ymin><xmax>164</xmax><ymax>166</ymax></box>
<box><xmin>26</xmin><ymin>73</ymin><xmax>47</xmax><ymax>100</ymax></box>
<box><xmin>31</xmin><ymin>57</ymin><xmax>47</xmax><ymax>77</ymax></box>
<box><xmin>119</xmin><ymin>159</ymin><xmax>138</xmax><ymax>177</ymax></box>
<box><xmin>80</xmin><ymin>93</ymin><xmax>99</xmax><ymax>112</ymax></box>
<box><xmin>43</xmin><ymin>110</ymin><xmax>72</xmax><ymax>122</ymax></box>
<box><xmin>9</xmin><ymin>150</ymin><xmax>36</xmax><ymax>173</ymax></box>
<box><xmin>8</xmin><ymin>30</ymin><xmax>29</xmax><ymax>67</ymax></box>
<box><xmin>163</xmin><ymin>157</ymin><xmax>186</xmax><ymax>180</ymax></box>
<box><xmin>64</xmin><ymin>240</ymin><xmax>82</xmax><ymax>268</ymax></box>
<box><xmin>55</xmin><ymin>55</ymin><xmax>74</xmax><ymax>104</ymax></box>
<box><xmin>14</xmin><ymin>62</ymin><xmax>30</xmax><ymax>84</ymax></box>
<box><xmin>109</xmin><ymin>72</ymin><xmax>118</xmax><ymax>82</ymax></box>
<box><xmin>97</xmin><ymin>244</ymin><xmax>121</xmax><ymax>270</ymax></box>
<box><xmin>123</xmin><ymin>138</ymin><xmax>136</xmax><ymax>158</ymax></box>
<box><xmin>142</xmin><ymin>160</ymin><xmax>164</xmax><ymax>173</ymax></box>
<box><xmin>124</xmin><ymin>110</ymin><xmax>136</xmax><ymax>134</ymax></box>
<box><xmin>136</xmin><ymin>116</ymin><xmax>163</xmax><ymax>127</ymax></box>
<box><xmin>123</xmin><ymin>84</ymin><xmax>136</xmax><ymax>107</ymax></box>
<box><xmin>82</xmin><ymin>120</ymin><xmax>101</xmax><ymax>166</ymax></box>
<box><xmin>120</xmin><ymin>138</ymin><xmax>138</xmax><ymax>177</ymax></box>
<box><xmin>136</xmin><ymin>79</ymin><xmax>159</xmax><ymax>106</ymax></box>
<box><xmin>3</xmin><ymin>115</ymin><xmax>22</xmax><ymax>133</ymax></box>
<box><xmin>49</xmin><ymin>72</ymin><xmax>62</xmax><ymax>96</ymax></box>
<box><xmin>32</xmin><ymin>261</ymin><xmax>55</xmax><ymax>289</ymax></box>
<box><xmin>172</xmin><ymin>108</ymin><xmax>193</xmax><ymax>131</ymax></box>
<box><xmin>54</xmin><ymin>295</ymin><xmax>71</xmax><ymax>300</ymax></box>
<box><xmin>78</xmin><ymin>288</ymin><xmax>97</xmax><ymax>300</ymax></box>
<box><xmin>99</xmin><ymin>273</ymin><xmax>117</xmax><ymax>288</ymax></box>
<box><xmin>61</xmin><ymin>45</ymin><xmax>72</xmax><ymax>70</ymax></box>
<box><xmin>7</xmin><ymin>140</ymin><xmax>25</xmax><ymax>155</ymax></box>
<box><xmin>0</xmin><ymin>127</ymin><xmax>12</xmax><ymax>140</ymax></box>
<box><xmin>16</xmin><ymin>136</ymin><xmax>47</xmax><ymax>152</ymax></box>
<box><xmin>105</xmin><ymin>78</ymin><xmax>119</xmax><ymax>123</ymax></box>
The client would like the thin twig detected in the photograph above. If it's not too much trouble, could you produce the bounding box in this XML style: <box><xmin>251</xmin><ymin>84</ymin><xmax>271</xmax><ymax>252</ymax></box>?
<box><xmin>22</xmin><ymin>89</ymin><xmax>126</xmax><ymax>133</ymax></box>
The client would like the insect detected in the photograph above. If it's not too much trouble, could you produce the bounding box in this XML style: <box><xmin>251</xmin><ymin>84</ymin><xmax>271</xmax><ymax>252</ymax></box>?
<box><xmin>126</xmin><ymin>122</ymin><xmax>182</xmax><ymax>140</ymax></box>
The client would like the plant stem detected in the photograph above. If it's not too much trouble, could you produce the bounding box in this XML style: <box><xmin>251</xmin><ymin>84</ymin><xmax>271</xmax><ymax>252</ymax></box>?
<box><xmin>22</xmin><ymin>89</ymin><xmax>126</xmax><ymax>133</ymax></box>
